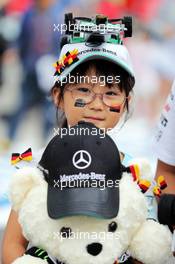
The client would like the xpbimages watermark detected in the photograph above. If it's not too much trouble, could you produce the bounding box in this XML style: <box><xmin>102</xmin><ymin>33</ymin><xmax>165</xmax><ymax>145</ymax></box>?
<box><xmin>53</xmin><ymin>229</ymin><xmax>121</xmax><ymax>242</ymax></box>
<box><xmin>53</xmin><ymin>176</ymin><xmax>120</xmax><ymax>191</ymax></box>
<box><xmin>59</xmin><ymin>73</ymin><xmax>121</xmax><ymax>87</ymax></box>
<box><xmin>53</xmin><ymin>22</ymin><xmax>118</xmax><ymax>35</ymax></box>
<box><xmin>53</xmin><ymin>126</ymin><xmax>112</xmax><ymax>139</ymax></box>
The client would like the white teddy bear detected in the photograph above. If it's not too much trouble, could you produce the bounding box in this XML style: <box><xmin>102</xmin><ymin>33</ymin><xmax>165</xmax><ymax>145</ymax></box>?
<box><xmin>9</xmin><ymin>122</ymin><xmax>173</xmax><ymax>264</ymax></box>
<box><xmin>9</xmin><ymin>160</ymin><xmax>172</xmax><ymax>264</ymax></box>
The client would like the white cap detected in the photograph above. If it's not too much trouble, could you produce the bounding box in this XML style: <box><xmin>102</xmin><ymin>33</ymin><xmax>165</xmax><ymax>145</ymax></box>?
<box><xmin>53</xmin><ymin>42</ymin><xmax>135</xmax><ymax>86</ymax></box>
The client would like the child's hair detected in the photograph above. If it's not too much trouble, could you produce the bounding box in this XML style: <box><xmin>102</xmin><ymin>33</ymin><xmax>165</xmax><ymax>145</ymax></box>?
<box><xmin>51</xmin><ymin>59</ymin><xmax>134</xmax><ymax>129</ymax></box>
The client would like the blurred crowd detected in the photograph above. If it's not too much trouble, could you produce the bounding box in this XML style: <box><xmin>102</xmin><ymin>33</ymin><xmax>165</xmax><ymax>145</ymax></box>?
<box><xmin>0</xmin><ymin>0</ymin><xmax>174</xmax><ymax>154</ymax></box>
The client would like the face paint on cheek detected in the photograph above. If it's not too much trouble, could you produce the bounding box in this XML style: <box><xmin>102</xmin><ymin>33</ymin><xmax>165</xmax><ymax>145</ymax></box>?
<box><xmin>109</xmin><ymin>106</ymin><xmax>121</xmax><ymax>113</ymax></box>
<box><xmin>74</xmin><ymin>99</ymin><xmax>86</xmax><ymax>107</ymax></box>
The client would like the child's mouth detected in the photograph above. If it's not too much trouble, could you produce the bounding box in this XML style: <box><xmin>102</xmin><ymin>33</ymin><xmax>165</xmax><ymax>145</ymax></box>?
<box><xmin>84</xmin><ymin>116</ymin><xmax>105</xmax><ymax>121</ymax></box>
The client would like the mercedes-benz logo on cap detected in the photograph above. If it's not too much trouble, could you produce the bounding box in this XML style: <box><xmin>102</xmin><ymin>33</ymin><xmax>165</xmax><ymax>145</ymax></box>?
<box><xmin>72</xmin><ymin>150</ymin><xmax>92</xmax><ymax>169</ymax></box>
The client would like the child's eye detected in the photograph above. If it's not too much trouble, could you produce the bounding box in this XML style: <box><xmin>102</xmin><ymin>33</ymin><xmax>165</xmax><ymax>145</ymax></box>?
<box><xmin>60</xmin><ymin>227</ymin><xmax>72</xmax><ymax>238</ymax></box>
<box><xmin>108</xmin><ymin>221</ymin><xmax>118</xmax><ymax>232</ymax></box>
<box><xmin>77</xmin><ymin>87</ymin><xmax>91</xmax><ymax>93</ymax></box>
<box><xmin>105</xmin><ymin>91</ymin><xmax>119</xmax><ymax>96</ymax></box>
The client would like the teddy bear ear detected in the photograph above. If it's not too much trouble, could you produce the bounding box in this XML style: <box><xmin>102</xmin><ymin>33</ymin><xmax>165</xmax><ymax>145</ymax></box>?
<box><xmin>9</xmin><ymin>167</ymin><xmax>45</xmax><ymax>212</ymax></box>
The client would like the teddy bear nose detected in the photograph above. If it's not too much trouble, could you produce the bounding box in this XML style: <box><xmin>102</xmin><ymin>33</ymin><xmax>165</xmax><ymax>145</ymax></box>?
<box><xmin>87</xmin><ymin>242</ymin><xmax>103</xmax><ymax>256</ymax></box>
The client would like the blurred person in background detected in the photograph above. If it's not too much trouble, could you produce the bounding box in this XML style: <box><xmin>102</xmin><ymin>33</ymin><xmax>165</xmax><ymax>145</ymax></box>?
<box><xmin>96</xmin><ymin>0</ymin><xmax>169</xmax><ymax>126</ymax></box>
<box><xmin>154</xmin><ymin>80</ymin><xmax>175</xmax><ymax>262</ymax></box>
<box><xmin>127</xmin><ymin>26</ymin><xmax>173</xmax><ymax>125</ymax></box>
<box><xmin>147</xmin><ymin>0</ymin><xmax>175</xmax><ymax>102</ymax></box>
<box><xmin>4</xmin><ymin>0</ymin><xmax>65</xmax><ymax>142</ymax></box>
<box><xmin>154</xmin><ymin>80</ymin><xmax>175</xmax><ymax>194</ymax></box>
<box><xmin>0</xmin><ymin>3</ymin><xmax>22</xmax><ymax>153</ymax></box>
<box><xmin>0</xmin><ymin>0</ymin><xmax>84</xmax><ymax>152</ymax></box>
<box><xmin>96</xmin><ymin>0</ymin><xmax>129</xmax><ymax>18</ymax></box>
<box><xmin>96</xmin><ymin>0</ymin><xmax>162</xmax><ymax>21</ymax></box>
<box><xmin>0</xmin><ymin>8</ymin><xmax>8</xmax><ymax>87</ymax></box>
<box><xmin>126</xmin><ymin>0</ymin><xmax>175</xmax><ymax>126</ymax></box>
<box><xmin>4</xmin><ymin>0</ymin><xmax>32</xmax><ymax>14</ymax></box>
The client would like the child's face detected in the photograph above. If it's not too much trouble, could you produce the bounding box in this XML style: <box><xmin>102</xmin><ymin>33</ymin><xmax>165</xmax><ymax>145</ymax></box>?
<box><xmin>54</xmin><ymin>66</ymin><xmax>128</xmax><ymax>131</ymax></box>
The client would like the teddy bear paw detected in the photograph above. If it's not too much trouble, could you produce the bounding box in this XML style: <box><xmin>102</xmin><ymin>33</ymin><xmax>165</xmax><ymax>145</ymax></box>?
<box><xmin>129</xmin><ymin>220</ymin><xmax>172</xmax><ymax>264</ymax></box>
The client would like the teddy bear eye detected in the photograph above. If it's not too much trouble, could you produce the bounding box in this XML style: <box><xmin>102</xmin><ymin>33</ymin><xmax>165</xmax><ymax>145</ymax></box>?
<box><xmin>108</xmin><ymin>221</ymin><xmax>118</xmax><ymax>232</ymax></box>
<box><xmin>60</xmin><ymin>227</ymin><xmax>72</xmax><ymax>238</ymax></box>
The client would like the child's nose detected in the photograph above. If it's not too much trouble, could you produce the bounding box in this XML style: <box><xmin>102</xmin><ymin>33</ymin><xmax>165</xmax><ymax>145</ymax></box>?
<box><xmin>88</xmin><ymin>94</ymin><xmax>104</xmax><ymax>111</ymax></box>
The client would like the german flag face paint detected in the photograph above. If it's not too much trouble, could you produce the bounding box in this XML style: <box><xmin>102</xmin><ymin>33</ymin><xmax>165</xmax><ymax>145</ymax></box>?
<box><xmin>109</xmin><ymin>106</ymin><xmax>121</xmax><ymax>112</ymax></box>
<box><xmin>74</xmin><ymin>99</ymin><xmax>86</xmax><ymax>107</ymax></box>
<box><xmin>11</xmin><ymin>148</ymin><xmax>32</xmax><ymax>165</ymax></box>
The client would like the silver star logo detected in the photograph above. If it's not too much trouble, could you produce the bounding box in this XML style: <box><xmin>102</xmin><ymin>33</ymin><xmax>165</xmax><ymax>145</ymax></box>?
<box><xmin>72</xmin><ymin>150</ymin><xmax>92</xmax><ymax>169</ymax></box>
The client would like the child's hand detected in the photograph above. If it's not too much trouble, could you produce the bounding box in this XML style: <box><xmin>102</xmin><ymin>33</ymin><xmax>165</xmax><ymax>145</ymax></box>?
<box><xmin>12</xmin><ymin>255</ymin><xmax>48</xmax><ymax>264</ymax></box>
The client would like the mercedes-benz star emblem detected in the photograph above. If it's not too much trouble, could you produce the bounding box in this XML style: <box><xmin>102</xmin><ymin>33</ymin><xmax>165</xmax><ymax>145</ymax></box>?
<box><xmin>72</xmin><ymin>150</ymin><xmax>92</xmax><ymax>169</ymax></box>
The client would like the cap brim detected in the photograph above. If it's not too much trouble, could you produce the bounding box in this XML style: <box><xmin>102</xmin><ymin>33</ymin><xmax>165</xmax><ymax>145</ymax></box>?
<box><xmin>47</xmin><ymin>185</ymin><xmax>119</xmax><ymax>219</ymax></box>
<box><xmin>57</xmin><ymin>52</ymin><xmax>134</xmax><ymax>82</ymax></box>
